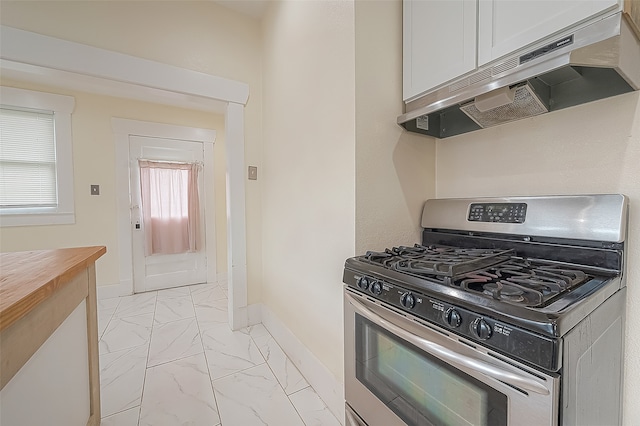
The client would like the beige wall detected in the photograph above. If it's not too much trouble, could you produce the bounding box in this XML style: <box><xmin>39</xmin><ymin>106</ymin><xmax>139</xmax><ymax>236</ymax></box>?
<box><xmin>436</xmin><ymin>91</ymin><xmax>640</xmax><ymax>425</ymax></box>
<box><xmin>0</xmin><ymin>0</ymin><xmax>263</xmax><ymax>298</ymax></box>
<box><xmin>258</xmin><ymin>0</ymin><xmax>435</xmax><ymax>386</ymax></box>
<box><xmin>0</xmin><ymin>79</ymin><xmax>225</xmax><ymax>288</ymax></box>
<box><xmin>355</xmin><ymin>0</ymin><xmax>436</xmax><ymax>254</ymax></box>
<box><xmin>261</xmin><ymin>0</ymin><xmax>356</xmax><ymax>381</ymax></box>
<box><xmin>0</xmin><ymin>1</ymin><xmax>260</xmax><ymax>82</ymax></box>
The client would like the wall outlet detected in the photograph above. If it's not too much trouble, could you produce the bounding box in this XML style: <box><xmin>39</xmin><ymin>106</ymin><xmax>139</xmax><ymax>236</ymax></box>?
<box><xmin>248</xmin><ymin>166</ymin><xmax>258</xmax><ymax>180</ymax></box>
<box><xmin>90</xmin><ymin>185</ymin><xmax>100</xmax><ymax>195</ymax></box>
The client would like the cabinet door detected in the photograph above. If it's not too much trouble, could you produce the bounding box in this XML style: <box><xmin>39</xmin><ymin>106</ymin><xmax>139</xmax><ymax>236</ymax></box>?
<box><xmin>403</xmin><ymin>0</ymin><xmax>477</xmax><ymax>101</ymax></box>
<box><xmin>477</xmin><ymin>0</ymin><xmax>621</xmax><ymax>66</ymax></box>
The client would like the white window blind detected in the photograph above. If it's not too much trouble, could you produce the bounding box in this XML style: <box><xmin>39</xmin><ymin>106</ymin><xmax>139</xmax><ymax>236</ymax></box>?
<box><xmin>0</xmin><ymin>107</ymin><xmax>58</xmax><ymax>208</ymax></box>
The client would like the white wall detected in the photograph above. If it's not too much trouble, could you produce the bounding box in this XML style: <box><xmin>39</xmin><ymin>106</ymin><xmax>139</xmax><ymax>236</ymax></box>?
<box><xmin>355</xmin><ymin>0</ymin><xmax>436</xmax><ymax>253</ymax></box>
<box><xmin>435</xmin><ymin>91</ymin><xmax>640</xmax><ymax>425</ymax></box>
<box><xmin>261</xmin><ymin>0</ymin><xmax>356</xmax><ymax>383</ymax></box>
<box><xmin>258</xmin><ymin>0</ymin><xmax>435</xmax><ymax>393</ymax></box>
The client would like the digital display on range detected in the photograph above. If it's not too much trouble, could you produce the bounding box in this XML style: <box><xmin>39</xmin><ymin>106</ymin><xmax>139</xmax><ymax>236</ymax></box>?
<box><xmin>468</xmin><ymin>203</ymin><xmax>527</xmax><ymax>223</ymax></box>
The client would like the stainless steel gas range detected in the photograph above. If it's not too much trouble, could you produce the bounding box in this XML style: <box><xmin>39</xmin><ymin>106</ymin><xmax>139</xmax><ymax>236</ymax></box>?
<box><xmin>343</xmin><ymin>195</ymin><xmax>628</xmax><ymax>426</ymax></box>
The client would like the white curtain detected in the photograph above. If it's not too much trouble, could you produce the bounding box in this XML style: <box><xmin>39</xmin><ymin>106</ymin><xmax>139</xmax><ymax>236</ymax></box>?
<box><xmin>138</xmin><ymin>160</ymin><xmax>201</xmax><ymax>255</ymax></box>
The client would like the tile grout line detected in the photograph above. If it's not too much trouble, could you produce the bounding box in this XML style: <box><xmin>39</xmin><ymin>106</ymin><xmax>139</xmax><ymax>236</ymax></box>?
<box><xmin>249</xmin><ymin>332</ymin><xmax>309</xmax><ymax>426</ymax></box>
<box><xmin>190</xmin><ymin>285</ymin><xmax>223</xmax><ymax>426</ymax></box>
<box><xmin>97</xmin><ymin>292</ymin><xmax>152</xmax><ymax>424</ymax></box>
<box><xmin>98</xmin><ymin>309</ymin><xmax>115</xmax><ymax>342</ymax></box>
<box><xmin>250</xmin><ymin>325</ymin><xmax>340</xmax><ymax>426</ymax></box>
<box><xmin>146</xmin><ymin>316</ymin><xmax>203</xmax><ymax>368</ymax></box>
<box><xmin>136</xmin><ymin>290</ymin><xmax>158</xmax><ymax>426</ymax></box>
<box><xmin>97</xmin><ymin>296</ymin><xmax>121</xmax><ymax>341</ymax></box>
<box><xmin>100</xmin><ymin>405</ymin><xmax>140</xmax><ymax>422</ymax></box>
<box><xmin>251</xmin><ymin>331</ymin><xmax>322</xmax><ymax>426</ymax></box>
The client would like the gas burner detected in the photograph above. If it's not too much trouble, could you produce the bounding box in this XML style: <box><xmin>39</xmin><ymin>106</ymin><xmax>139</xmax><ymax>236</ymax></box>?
<box><xmin>392</xmin><ymin>245</ymin><xmax>434</xmax><ymax>256</ymax></box>
<box><xmin>483</xmin><ymin>282</ymin><xmax>526</xmax><ymax>303</ymax></box>
<box><xmin>364</xmin><ymin>250</ymin><xmax>394</xmax><ymax>262</ymax></box>
<box><xmin>455</xmin><ymin>259</ymin><xmax>591</xmax><ymax>307</ymax></box>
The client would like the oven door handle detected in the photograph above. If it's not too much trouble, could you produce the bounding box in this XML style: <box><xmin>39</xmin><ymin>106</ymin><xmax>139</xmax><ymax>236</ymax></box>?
<box><xmin>346</xmin><ymin>293</ymin><xmax>550</xmax><ymax>396</ymax></box>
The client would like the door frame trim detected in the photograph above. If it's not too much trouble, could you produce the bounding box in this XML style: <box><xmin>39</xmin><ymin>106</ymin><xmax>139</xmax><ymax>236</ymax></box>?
<box><xmin>113</xmin><ymin>118</ymin><xmax>217</xmax><ymax>294</ymax></box>
<box><xmin>1</xmin><ymin>26</ymin><xmax>250</xmax><ymax>329</ymax></box>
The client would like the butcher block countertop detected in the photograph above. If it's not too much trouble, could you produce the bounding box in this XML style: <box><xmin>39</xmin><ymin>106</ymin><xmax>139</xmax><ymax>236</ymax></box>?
<box><xmin>0</xmin><ymin>246</ymin><xmax>106</xmax><ymax>332</ymax></box>
<box><xmin>0</xmin><ymin>246</ymin><xmax>105</xmax><ymax>425</ymax></box>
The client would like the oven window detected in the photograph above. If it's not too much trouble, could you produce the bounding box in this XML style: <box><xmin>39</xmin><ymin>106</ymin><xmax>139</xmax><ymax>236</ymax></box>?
<box><xmin>356</xmin><ymin>315</ymin><xmax>507</xmax><ymax>426</ymax></box>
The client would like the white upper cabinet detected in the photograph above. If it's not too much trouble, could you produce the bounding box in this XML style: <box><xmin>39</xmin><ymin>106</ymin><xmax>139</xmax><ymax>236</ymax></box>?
<box><xmin>403</xmin><ymin>0</ymin><xmax>477</xmax><ymax>101</ymax></box>
<box><xmin>477</xmin><ymin>0</ymin><xmax>622</xmax><ymax>66</ymax></box>
<box><xmin>403</xmin><ymin>0</ymin><xmax>622</xmax><ymax>101</ymax></box>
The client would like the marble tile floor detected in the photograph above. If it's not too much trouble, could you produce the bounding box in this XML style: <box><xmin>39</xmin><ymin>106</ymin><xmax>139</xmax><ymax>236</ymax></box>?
<box><xmin>98</xmin><ymin>282</ymin><xmax>341</xmax><ymax>426</ymax></box>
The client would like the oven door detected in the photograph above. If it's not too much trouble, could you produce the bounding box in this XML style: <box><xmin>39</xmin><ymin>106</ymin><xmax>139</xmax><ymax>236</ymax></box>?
<box><xmin>344</xmin><ymin>289</ymin><xmax>559</xmax><ymax>426</ymax></box>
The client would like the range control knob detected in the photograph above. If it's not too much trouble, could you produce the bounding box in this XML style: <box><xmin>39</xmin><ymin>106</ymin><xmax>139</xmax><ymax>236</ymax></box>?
<box><xmin>471</xmin><ymin>318</ymin><xmax>492</xmax><ymax>340</ymax></box>
<box><xmin>400</xmin><ymin>292</ymin><xmax>416</xmax><ymax>309</ymax></box>
<box><xmin>443</xmin><ymin>308</ymin><xmax>462</xmax><ymax>328</ymax></box>
<box><xmin>357</xmin><ymin>277</ymin><xmax>370</xmax><ymax>291</ymax></box>
<box><xmin>370</xmin><ymin>281</ymin><xmax>383</xmax><ymax>295</ymax></box>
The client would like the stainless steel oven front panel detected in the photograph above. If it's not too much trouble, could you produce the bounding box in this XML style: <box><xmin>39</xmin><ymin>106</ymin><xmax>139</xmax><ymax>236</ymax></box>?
<box><xmin>344</xmin><ymin>289</ymin><xmax>560</xmax><ymax>426</ymax></box>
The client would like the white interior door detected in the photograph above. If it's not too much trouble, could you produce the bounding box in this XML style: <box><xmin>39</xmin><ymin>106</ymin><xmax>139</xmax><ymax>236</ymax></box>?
<box><xmin>129</xmin><ymin>135</ymin><xmax>207</xmax><ymax>293</ymax></box>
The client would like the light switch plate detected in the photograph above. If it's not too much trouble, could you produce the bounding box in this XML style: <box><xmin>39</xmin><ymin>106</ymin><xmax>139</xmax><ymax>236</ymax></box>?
<box><xmin>91</xmin><ymin>185</ymin><xmax>100</xmax><ymax>195</ymax></box>
<box><xmin>248</xmin><ymin>166</ymin><xmax>258</xmax><ymax>180</ymax></box>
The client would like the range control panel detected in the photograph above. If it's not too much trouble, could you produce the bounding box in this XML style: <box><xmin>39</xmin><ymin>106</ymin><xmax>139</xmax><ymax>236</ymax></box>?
<box><xmin>343</xmin><ymin>268</ymin><xmax>558</xmax><ymax>372</ymax></box>
<box><xmin>468</xmin><ymin>203</ymin><xmax>527</xmax><ymax>223</ymax></box>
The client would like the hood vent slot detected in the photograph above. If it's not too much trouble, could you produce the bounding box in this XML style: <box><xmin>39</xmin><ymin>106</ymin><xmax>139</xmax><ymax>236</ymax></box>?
<box><xmin>469</xmin><ymin>69</ymin><xmax>492</xmax><ymax>85</ymax></box>
<box><xmin>460</xmin><ymin>83</ymin><xmax>548</xmax><ymax>128</ymax></box>
<box><xmin>492</xmin><ymin>58</ymin><xmax>519</xmax><ymax>76</ymax></box>
<box><xmin>449</xmin><ymin>78</ymin><xmax>471</xmax><ymax>93</ymax></box>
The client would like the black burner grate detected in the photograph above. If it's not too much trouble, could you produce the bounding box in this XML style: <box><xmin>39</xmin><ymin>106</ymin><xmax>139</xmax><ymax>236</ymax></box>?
<box><xmin>360</xmin><ymin>245</ymin><xmax>591</xmax><ymax>307</ymax></box>
<box><xmin>363</xmin><ymin>244</ymin><xmax>514</xmax><ymax>277</ymax></box>
<box><xmin>454</xmin><ymin>259</ymin><xmax>590</xmax><ymax>307</ymax></box>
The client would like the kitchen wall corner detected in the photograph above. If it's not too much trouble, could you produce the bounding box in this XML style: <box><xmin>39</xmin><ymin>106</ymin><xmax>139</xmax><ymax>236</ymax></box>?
<box><xmin>355</xmin><ymin>0</ymin><xmax>436</xmax><ymax>254</ymax></box>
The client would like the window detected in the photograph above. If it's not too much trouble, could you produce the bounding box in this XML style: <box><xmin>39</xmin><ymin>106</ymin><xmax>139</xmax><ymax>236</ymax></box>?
<box><xmin>0</xmin><ymin>87</ymin><xmax>75</xmax><ymax>226</ymax></box>
<box><xmin>138</xmin><ymin>160</ymin><xmax>202</xmax><ymax>255</ymax></box>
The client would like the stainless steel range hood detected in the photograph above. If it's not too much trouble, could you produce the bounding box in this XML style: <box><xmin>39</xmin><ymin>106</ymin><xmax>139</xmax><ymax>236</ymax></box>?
<box><xmin>398</xmin><ymin>12</ymin><xmax>640</xmax><ymax>139</ymax></box>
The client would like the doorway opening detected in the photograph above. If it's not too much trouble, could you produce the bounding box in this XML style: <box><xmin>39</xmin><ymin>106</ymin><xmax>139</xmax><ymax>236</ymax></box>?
<box><xmin>113</xmin><ymin>119</ymin><xmax>217</xmax><ymax>295</ymax></box>
<box><xmin>3</xmin><ymin>27</ymin><xmax>250</xmax><ymax>329</ymax></box>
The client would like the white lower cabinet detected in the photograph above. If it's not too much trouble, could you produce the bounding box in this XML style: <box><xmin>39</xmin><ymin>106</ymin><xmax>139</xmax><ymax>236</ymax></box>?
<box><xmin>0</xmin><ymin>301</ymin><xmax>91</xmax><ymax>426</ymax></box>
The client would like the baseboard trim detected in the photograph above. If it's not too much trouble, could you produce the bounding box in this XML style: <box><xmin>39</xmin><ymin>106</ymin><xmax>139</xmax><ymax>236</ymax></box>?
<box><xmin>230</xmin><ymin>305</ymin><xmax>249</xmax><ymax>330</ymax></box>
<box><xmin>259</xmin><ymin>304</ymin><xmax>344</xmax><ymax>424</ymax></box>
<box><xmin>96</xmin><ymin>281</ymin><xmax>131</xmax><ymax>300</ymax></box>
<box><xmin>247</xmin><ymin>303</ymin><xmax>262</xmax><ymax>326</ymax></box>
